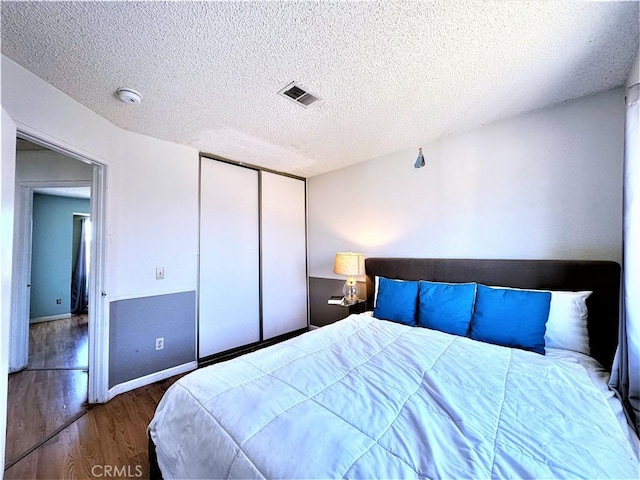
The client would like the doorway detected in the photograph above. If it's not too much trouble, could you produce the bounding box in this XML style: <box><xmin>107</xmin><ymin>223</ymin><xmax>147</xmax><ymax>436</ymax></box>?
<box><xmin>5</xmin><ymin>136</ymin><xmax>103</xmax><ymax>470</ymax></box>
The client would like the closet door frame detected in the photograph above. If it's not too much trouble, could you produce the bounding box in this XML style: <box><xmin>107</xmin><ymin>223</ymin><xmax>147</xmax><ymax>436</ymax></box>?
<box><xmin>261</xmin><ymin>171</ymin><xmax>308</xmax><ymax>339</ymax></box>
<box><xmin>198</xmin><ymin>157</ymin><xmax>261</xmax><ymax>359</ymax></box>
<box><xmin>198</xmin><ymin>154</ymin><xmax>309</xmax><ymax>362</ymax></box>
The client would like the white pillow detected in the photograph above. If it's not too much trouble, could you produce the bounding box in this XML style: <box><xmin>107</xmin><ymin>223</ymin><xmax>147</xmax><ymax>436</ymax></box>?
<box><xmin>374</xmin><ymin>276</ymin><xmax>379</xmax><ymax>307</ymax></box>
<box><xmin>544</xmin><ymin>290</ymin><xmax>592</xmax><ymax>356</ymax></box>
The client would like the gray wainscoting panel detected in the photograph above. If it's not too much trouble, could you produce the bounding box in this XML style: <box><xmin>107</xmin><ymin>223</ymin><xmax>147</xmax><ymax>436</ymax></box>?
<box><xmin>309</xmin><ymin>277</ymin><xmax>367</xmax><ymax>327</ymax></box>
<box><xmin>109</xmin><ymin>291</ymin><xmax>196</xmax><ymax>388</ymax></box>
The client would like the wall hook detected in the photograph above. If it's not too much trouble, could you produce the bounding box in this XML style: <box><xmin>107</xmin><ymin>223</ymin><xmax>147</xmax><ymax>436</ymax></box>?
<box><xmin>414</xmin><ymin>147</ymin><xmax>425</xmax><ymax>169</ymax></box>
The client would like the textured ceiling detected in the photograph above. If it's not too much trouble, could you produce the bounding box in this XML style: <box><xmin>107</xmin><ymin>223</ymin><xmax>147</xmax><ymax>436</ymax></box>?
<box><xmin>1</xmin><ymin>1</ymin><xmax>638</xmax><ymax>177</ymax></box>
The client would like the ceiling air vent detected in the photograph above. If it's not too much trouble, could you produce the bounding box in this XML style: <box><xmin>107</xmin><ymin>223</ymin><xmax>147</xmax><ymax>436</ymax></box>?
<box><xmin>278</xmin><ymin>81</ymin><xmax>320</xmax><ymax>107</ymax></box>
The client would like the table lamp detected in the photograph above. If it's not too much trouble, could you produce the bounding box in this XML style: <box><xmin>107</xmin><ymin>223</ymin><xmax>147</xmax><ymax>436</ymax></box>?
<box><xmin>333</xmin><ymin>252</ymin><xmax>364</xmax><ymax>304</ymax></box>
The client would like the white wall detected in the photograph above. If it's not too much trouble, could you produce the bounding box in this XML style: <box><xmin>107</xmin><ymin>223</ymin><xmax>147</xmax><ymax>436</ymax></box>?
<box><xmin>627</xmin><ymin>47</ymin><xmax>639</xmax><ymax>88</ymax></box>
<box><xmin>308</xmin><ymin>88</ymin><xmax>625</xmax><ymax>278</ymax></box>
<box><xmin>16</xmin><ymin>149</ymin><xmax>93</xmax><ymax>182</ymax></box>
<box><xmin>109</xmin><ymin>129</ymin><xmax>198</xmax><ymax>299</ymax></box>
<box><xmin>2</xmin><ymin>54</ymin><xmax>199</xmax><ymax>302</ymax></box>
<box><xmin>1</xmin><ymin>108</ymin><xmax>17</xmax><ymax>475</ymax></box>
<box><xmin>1</xmin><ymin>55</ymin><xmax>199</xmax><ymax>388</ymax></box>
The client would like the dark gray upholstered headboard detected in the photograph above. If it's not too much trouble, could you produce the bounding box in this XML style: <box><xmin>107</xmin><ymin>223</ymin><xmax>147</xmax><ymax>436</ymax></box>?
<box><xmin>365</xmin><ymin>258</ymin><xmax>621</xmax><ymax>371</ymax></box>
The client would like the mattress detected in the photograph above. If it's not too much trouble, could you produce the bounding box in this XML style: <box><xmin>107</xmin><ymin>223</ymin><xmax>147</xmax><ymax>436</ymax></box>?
<box><xmin>148</xmin><ymin>314</ymin><xmax>639</xmax><ymax>479</ymax></box>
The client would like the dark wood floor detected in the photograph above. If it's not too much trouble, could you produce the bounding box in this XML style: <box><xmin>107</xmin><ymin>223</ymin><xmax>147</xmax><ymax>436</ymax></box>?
<box><xmin>5</xmin><ymin>369</ymin><xmax>87</xmax><ymax>465</ymax></box>
<box><xmin>5</xmin><ymin>316</ymin><xmax>89</xmax><ymax>473</ymax></box>
<box><xmin>4</xmin><ymin>375</ymin><xmax>180</xmax><ymax>479</ymax></box>
<box><xmin>5</xmin><ymin>315</ymin><xmax>184</xmax><ymax>479</ymax></box>
<box><xmin>28</xmin><ymin>314</ymin><xmax>88</xmax><ymax>369</ymax></box>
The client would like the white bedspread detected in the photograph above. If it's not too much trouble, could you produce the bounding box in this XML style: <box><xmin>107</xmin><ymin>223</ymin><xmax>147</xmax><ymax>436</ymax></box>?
<box><xmin>149</xmin><ymin>314</ymin><xmax>639</xmax><ymax>479</ymax></box>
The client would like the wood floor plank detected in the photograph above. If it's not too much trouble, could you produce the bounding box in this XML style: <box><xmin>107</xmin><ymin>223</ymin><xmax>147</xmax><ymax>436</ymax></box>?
<box><xmin>4</xmin><ymin>375</ymin><xmax>182</xmax><ymax>479</ymax></box>
<box><xmin>75</xmin><ymin>413</ymin><xmax>105</xmax><ymax>477</ymax></box>
<box><xmin>6</xmin><ymin>315</ymin><xmax>89</xmax><ymax>469</ymax></box>
<box><xmin>5</xmin><ymin>315</ymin><xmax>186</xmax><ymax>479</ymax></box>
<box><xmin>5</xmin><ymin>370</ymin><xmax>88</xmax><ymax>466</ymax></box>
<box><xmin>28</xmin><ymin>315</ymin><xmax>88</xmax><ymax>369</ymax></box>
<box><xmin>2</xmin><ymin>452</ymin><xmax>35</xmax><ymax>480</ymax></box>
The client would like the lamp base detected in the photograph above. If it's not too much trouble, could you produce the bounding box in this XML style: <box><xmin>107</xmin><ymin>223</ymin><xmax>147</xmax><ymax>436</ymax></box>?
<box><xmin>343</xmin><ymin>277</ymin><xmax>359</xmax><ymax>304</ymax></box>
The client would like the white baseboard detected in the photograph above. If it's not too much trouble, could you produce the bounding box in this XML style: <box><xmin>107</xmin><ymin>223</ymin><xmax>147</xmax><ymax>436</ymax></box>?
<box><xmin>29</xmin><ymin>313</ymin><xmax>72</xmax><ymax>324</ymax></box>
<box><xmin>107</xmin><ymin>361</ymin><xmax>197</xmax><ymax>401</ymax></box>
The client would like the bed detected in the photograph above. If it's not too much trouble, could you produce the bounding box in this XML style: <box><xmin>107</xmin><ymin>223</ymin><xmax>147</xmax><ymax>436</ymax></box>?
<box><xmin>148</xmin><ymin>258</ymin><xmax>639</xmax><ymax>479</ymax></box>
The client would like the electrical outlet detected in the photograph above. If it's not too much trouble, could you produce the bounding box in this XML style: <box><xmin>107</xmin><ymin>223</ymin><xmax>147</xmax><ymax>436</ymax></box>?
<box><xmin>156</xmin><ymin>267</ymin><xmax>165</xmax><ymax>280</ymax></box>
<box><xmin>155</xmin><ymin>337</ymin><xmax>164</xmax><ymax>351</ymax></box>
<box><xmin>56</xmin><ymin>298</ymin><xmax>62</xmax><ymax>305</ymax></box>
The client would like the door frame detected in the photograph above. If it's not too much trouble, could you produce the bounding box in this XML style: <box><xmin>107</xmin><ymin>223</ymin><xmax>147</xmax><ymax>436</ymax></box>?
<box><xmin>11</xmin><ymin>128</ymin><xmax>109</xmax><ymax>403</ymax></box>
<box><xmin>10</xmin><ymin>180</ymin><xmax>92</xmax><ymax>368</ymax></box>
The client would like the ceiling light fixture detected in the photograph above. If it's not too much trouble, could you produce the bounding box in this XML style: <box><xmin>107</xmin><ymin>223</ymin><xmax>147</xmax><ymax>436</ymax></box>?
<box><xmin>116</xmin><ymin>87</ymin><xmax>142</xmax><ymax>104</ymax></box>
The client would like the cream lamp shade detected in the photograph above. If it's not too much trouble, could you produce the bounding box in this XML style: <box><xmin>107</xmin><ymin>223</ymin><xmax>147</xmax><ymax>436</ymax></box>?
<box><xmin>334</xmin><ymin>252</ymin><xmax>364</xmax><ymax>304</ymax></box>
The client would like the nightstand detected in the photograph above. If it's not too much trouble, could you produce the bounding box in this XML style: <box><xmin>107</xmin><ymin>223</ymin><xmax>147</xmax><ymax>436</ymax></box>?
<box><xmin>310</xmin><ymin>280</ymin><xmax>369</xmax><ymax>328</ymax></box>
<box><xmin>331</xmin><ymin>299</ymin><xmax>367</xmax><ymax>318</ymax></box>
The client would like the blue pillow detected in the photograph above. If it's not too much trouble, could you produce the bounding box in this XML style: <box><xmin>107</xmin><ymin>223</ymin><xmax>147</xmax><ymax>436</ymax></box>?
<box><xmin>470</xmin><ymin>285</ymin><xmax>552</xmax><ymax>355</ymax></box>
<box><xmin>374</xmin><ymin>277</ymin><xmax>419</xmax><ymax>326</ymax></box>
<box><xmin>417</xmin><ymin>281</ymin><xmax>477</xmax><ymax>336</ymax></box>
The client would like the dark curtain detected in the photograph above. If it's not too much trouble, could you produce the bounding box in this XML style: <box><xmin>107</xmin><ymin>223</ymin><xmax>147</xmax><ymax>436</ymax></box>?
<box><xmin>70</xmin><ymin>217</ymin><xmax>89</xmax><ymax>314</ymax></box>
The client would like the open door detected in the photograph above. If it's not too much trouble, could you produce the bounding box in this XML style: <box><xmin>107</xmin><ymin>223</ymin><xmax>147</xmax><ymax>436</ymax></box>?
<box><xmin>1</xmin><ymin>107</ymin><xmax>17</xmax><ymax>473</ymax></box>
<box><xmin>7</xmin><ymin>133</ymin><xmax>108</xmax><ymax>406</ymax></box>
<box><xmin>8</xmin><ymin>183</ymin><xmax>30</xmax><ymax>373</ymax></box>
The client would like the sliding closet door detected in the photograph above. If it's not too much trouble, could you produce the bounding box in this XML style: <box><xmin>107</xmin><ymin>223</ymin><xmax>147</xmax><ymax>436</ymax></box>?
<box><xmin>261</xmin><ymin>172</ymin><xmax>307</xmax><ymax>339</ymax></box>
<box><xmin>199</xmin><ymin>159</ymin><xmax>260</xmax><ymax>358</ymax></box>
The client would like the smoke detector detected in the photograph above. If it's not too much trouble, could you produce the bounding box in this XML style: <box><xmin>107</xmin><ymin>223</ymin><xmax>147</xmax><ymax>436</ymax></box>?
<box><xmin>117</xmin><ymin>87</ymin><xmax>142</xmax><ymax>104</ymax></box>
<box><xmin>278</xmin><ymin>81</ymin><xmax>320</xmax><ymax>107</ymax></box>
